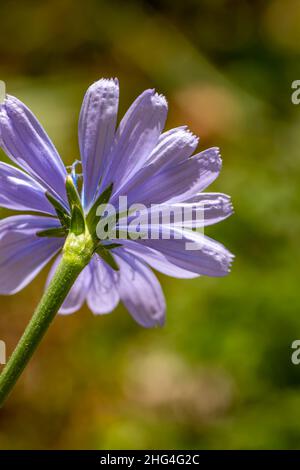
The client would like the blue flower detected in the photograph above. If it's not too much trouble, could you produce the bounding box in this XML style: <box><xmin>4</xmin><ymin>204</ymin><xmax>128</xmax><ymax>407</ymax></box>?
<box><xmin>0</xmin><ymin>79</ymin><xmax>233</xmax><ymax>327</ymax></box>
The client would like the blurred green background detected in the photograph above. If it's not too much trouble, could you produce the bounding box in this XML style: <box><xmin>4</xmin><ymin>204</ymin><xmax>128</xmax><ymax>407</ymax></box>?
<box><xmin>1</xmin><ymin>0</ymin><xmax>300</xmax><ymax>449</ymax></box>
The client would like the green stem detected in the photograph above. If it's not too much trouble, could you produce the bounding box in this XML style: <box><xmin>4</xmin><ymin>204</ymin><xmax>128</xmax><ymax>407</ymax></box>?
<box><xmin>0</xmin><ymin>251</ymin><xmax>87</xmax><ymax>407</ymax></box>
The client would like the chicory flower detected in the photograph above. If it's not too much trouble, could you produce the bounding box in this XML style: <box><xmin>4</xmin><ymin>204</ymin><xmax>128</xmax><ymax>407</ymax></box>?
<box><xmin>0</xmin><ymin>79</ymin><xmax>234</xmax><ymax>327</ymax></box>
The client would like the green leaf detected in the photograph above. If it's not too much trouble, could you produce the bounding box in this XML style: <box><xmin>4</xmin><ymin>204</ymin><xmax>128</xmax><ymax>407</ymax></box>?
<box><xmin>95</xmin><ymin>245</ymin><xmax>119</xmax><ymax>271</ymax></box>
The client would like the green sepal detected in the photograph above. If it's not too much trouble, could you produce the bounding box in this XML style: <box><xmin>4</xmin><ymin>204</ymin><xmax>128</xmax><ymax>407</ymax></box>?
<box><xmin>70</xmin><ymin>205</ymin><xmax>85</xmax><ymax>236</ymax></box>
<box><xmin>65</xmin><ymin>175</ymin><xmax>82</xmax><ymax>211</ymax></box>
<box><xmin>45</xmin><ymin>192</ymin><xmax>70</xmax><ymax>228</ymax></box>
<box><xmin>36</xmin><ymin>227</ymin><xmax>67</xmax><ymax>238</ymax></box>
<box><xmin>86</xmin><ymin>183</ymin><xmax>113</xmax><ymax>231</ymax></box>
<box><xmin>102</xmin><ymin>243</ymin><xmax>122</xmax><ymax>250</ymax></box>
<box><xmin>95</xmin><ymin>245</ymin><xmax>119</xmax><ymax>271</ymax></box>
<box><xmin>65</xmin><ymin>176</ymin><xmax>85</xmax><ymax>235</ymax></box>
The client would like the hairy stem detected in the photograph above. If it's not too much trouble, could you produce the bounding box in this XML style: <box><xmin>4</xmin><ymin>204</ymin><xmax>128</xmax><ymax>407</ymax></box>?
<box><xmin>0</xmin><ymin>252</ymin><xmax>87</xmax><ymax>407</ymax></box>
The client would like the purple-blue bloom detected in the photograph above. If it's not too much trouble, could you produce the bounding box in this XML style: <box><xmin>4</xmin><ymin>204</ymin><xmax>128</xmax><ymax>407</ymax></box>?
<box><xmin>0</xmin><ymin>79</ymin><xmax>234</xmax><ymax>327</ymax></box>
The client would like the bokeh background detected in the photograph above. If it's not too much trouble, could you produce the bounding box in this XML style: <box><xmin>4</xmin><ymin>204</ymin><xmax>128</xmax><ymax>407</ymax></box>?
<box><xmin>0</xmin><ymin>0</ymin><xmax>300</xmax><ymax>449</ymax></box>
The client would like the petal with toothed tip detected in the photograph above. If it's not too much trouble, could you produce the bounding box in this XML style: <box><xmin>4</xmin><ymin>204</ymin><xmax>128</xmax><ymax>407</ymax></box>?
<box><xmin>111</xmin><ymin>126</ymin><xmax>199</xmax><ymax>202</ymax></box>
<box><xmin>101</xmin><ymin>89</ymin><xmax>168</xmax><ymax>192</ymax></box>
<box><xmin>123</xmin><ymin>147</ymin><xmax>222</xmax><ymax>206</ymax></box>
<box><xmin>147</xmin><ymin>126</ymin><xmax>199</xmax><ymax>167</ymax></box>
<box><xmin>78</xmin><ymin>78</ymin><xmax>119</xmax><ymax>210</ymax></box>
<box><xmin>116</xmin><ymin>225</ymin><xmax>234</xmax><ymax>277</ymax></box>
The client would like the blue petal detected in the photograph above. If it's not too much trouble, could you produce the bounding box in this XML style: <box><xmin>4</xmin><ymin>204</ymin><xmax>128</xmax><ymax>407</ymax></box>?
<box><xmin>0</xmin><ymin>215</ymin><xmax>63</xmax><ymax>294</ymax></box>
<box><xmin>147</xmin><ymin>126</ymin><xmax>199</xmax><ymax>168</ymax></box>
<box><xmin>0</xmin><ymin>162</ymin><xmax>55</xmax><ymax>214</ymax></box>
<box><xmin>118</xmin><ymin>241</ymin><xmax>199</xmax><ymax>279</ymax></box>
<box><xmin>144</xmin><ymin>234</ymin><xmax>234</xmax><ymax>277</ymax></box>
<box><xmin>87</xmin><ymin>255</ymin><xmax>120</xmax><ymax>314</ymax></box>
<box><xmin>125</xmin><ymin>193</ymin><xmax>233</xmax><ymax>230</ymax></box>
<box><xmin>102</xmin><ymin>89</ymin><xmax>168</xmax><ymax>192</ymax></box>
<box><xmin>173</xmin><ymin>193</ymin><xmax>234</xmax><ymax>226</ymax></box>
<box><xmin>78</xmin><ymin>79</ymin><xmax>119</xmax><ymax>210</ymax></box>
<box><xmin>0</xmin><ymin>95</ymin><xmax>67</xmax><ymax>206</ymax></box>
<box><xmin>111</xmin><ymin>126</ymin><xmax>199</xmax><ymax>202</ymax></box>
<box><xmin>117</xmin><ymin>226</ymin><xmax>234</xmax><ymax>277</ymax></box>
<box><xmin>115</xmin><ymin>250</ymin><xmax>166</xmax><ymax>328</ymax></box>
<box><xmin>122</xmin><ymin>147</ymin><xmax>222</xmax><ymax>206</ymax></box>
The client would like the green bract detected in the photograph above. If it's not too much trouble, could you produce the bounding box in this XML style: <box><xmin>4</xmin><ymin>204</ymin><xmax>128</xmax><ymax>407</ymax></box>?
<box><xmin>40</xmin><ymin>177</ymin><xmax>119</xmax><ymax>271</ymax></box>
